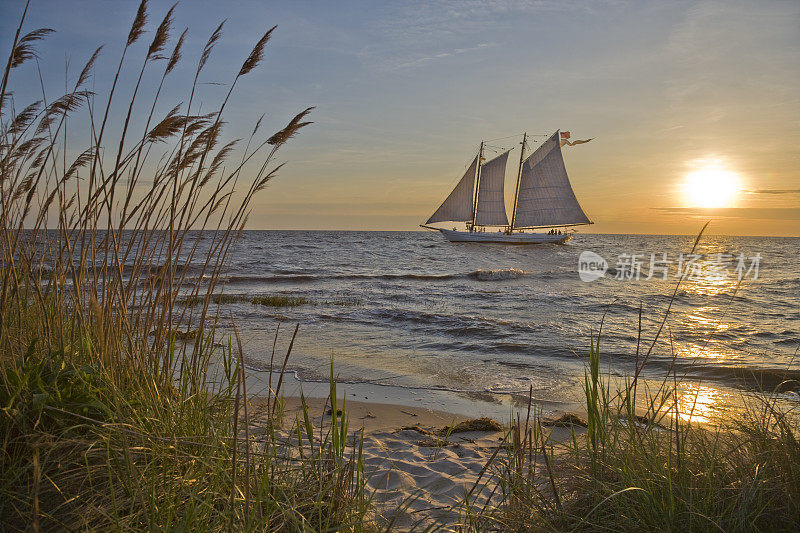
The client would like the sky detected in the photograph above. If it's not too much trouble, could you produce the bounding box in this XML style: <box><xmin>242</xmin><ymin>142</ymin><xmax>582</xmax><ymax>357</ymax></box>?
<box><xmin>2</xmin><ymin>0</ymin><xmax>798</xmax><ymax>235</ymax></box>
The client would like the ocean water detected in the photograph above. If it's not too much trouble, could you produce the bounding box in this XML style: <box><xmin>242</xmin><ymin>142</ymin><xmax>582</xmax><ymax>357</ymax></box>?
<box><xmin>204</xmin><ymin>231</ymin><xmax>798</xmax><ymax>414</ymax></box>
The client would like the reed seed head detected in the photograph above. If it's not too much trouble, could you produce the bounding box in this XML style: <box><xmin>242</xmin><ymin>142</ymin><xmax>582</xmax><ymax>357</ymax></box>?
<box><xmin>167</xmin><ymin>28</ymin><xmax>188</xmax><ymax>74</ymax></box>
<box><xmin>10</xmin><ymin>28</ymin><xmax>54</xmax><ymax>68</ymax></box>
<box><xmin>239</xmin><ymin>25</ymin><xmax>276</xmax><ymax>77</ymax></box>
<box><xmin>199</xmin><ymin>20</ymin><xmax>225</xmax><ymax>73</ymax></box>
<box><xmin>127</xmin><ymin>0</ymin><xmax>148</xmax><ymax>46</ymax></box>
<box><xmin>148</xmin><ymin>3</ymin><xmax>176</xmax><ymax>58</ymax></box>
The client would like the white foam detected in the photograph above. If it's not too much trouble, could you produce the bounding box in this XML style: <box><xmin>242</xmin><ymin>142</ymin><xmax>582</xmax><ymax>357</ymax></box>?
<box><xmin>473</xmin><ymin>268</ymin><xmax>529</xmax><ymax>281</ymax></box>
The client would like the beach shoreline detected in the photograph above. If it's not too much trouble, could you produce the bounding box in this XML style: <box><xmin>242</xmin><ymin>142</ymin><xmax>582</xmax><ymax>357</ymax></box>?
<box><xmin>232</xmin><ymin>358</ymin><xmax>585</xmax><ymax>426</ymax></box>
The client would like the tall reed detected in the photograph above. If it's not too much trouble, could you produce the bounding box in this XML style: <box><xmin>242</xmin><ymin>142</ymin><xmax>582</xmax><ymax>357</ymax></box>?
<box><xmin>0</xmin><ymin>2</ymin><xmax>367</xmax><ymax>530</ymax></box>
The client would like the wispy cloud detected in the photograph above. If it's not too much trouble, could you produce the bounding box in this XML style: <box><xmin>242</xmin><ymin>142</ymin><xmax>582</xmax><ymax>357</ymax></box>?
<box><xmin>654</xmin><ymin>207</ymin><xmax>800</xmax><ymax>220</ymax></box>
<box><xmin>393</xmin><ymin>42</ymin><xmax>497</xmax><ymax>69</ymax></box>
<box><xmin>661</xmin><ymin>0</ymin><xmax>800</xmax><ymax>133</ymax></box>
<box><xmin>745</xmin><ymin>189</ymin><xmax>800</xmax><ymax>196</ymax></box>
<box><xmin>357</xmin><ymin>0</ymin><xmax>598</xmax><ymax>71</ymax></box>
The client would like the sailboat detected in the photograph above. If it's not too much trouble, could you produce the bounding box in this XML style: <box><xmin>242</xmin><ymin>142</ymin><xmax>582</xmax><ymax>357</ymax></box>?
<box><xmin>420</xmin><ymin>130</ymin><xmax>592</xmax><ymax>244</ymax></box>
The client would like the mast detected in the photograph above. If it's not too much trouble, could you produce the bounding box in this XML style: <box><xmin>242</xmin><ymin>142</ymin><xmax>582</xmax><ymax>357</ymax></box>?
<box><xmin>470</xmin><ymin>141</ymin><xmax>484</xmax><ymax>232</ymax></box>
<box><xmin>509</xmin><ymin>132</ymin><xmax>527</xmax><ymax>232</ymax></box>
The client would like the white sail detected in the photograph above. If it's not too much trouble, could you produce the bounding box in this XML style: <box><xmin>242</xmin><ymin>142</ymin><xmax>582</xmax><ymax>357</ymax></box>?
<box><xmin>512</xmin><ymin>131</ymin><xmax>590</xmax><ymax>227</ymax></box>
<box><xmin>474</xmin><ymin>151</ymin><xmax>510</xmax><ymax>226</ymax></box>
<box><xmin>426</xmin><ymin>155</ymin><xmax>478</xmax><ymax>224</ymax></box>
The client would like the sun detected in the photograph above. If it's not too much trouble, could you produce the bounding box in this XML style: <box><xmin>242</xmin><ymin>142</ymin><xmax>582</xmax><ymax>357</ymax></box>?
<box><xmin>682</xmin><ymin>163</ymin><xmax>741</xmax><ymax>208</ymax></box>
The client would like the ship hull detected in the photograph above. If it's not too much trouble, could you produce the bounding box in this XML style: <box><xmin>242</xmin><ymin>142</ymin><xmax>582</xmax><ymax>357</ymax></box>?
<box><xmin>437</xmin><ymin>229</ymin><xmax>572</xmax><ymax>244</ymax></box>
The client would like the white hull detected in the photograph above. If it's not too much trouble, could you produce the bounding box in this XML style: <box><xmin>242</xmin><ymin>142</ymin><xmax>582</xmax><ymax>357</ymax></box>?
<box><xmin>438</xmin><ymin>229</ymin><xmax>571</xmax><ymax>244</ymax></box>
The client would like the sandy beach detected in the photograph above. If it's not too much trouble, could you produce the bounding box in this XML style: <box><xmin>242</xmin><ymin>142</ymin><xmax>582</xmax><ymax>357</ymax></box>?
<box><xmin>251</xmin><ymin>391</ymin><xmax>586</xmax><ymax>529</ymax></box>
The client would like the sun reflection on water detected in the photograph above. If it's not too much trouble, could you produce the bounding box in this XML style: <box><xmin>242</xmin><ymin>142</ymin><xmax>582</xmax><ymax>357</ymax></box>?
<box><xmin>678</xmin><ymin>305</ymin><xmax>740</xmax><ymax>361</ymax></box>
<box><xmin>682</xmin><ymin>266</ymin><xmax>740</xmax><ymax>296</ymax></box>
<box><xmin>684</xmin><ymin>306</ymin><xmax>729</xmax><ymax>330</ymax></box>
<box><xmin>677</xmin><ymin>384</ymin><xmax>722</xmax><ymax>424</ymax></box>
<box><xmin>682</xmin><ymin>342</ymin><xmax>730</xmax><ymax>361</ymax></box>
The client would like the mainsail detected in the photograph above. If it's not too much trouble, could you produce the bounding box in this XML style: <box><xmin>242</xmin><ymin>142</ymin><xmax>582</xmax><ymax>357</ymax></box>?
<box><xmin>474</xmin><ymin>151</ymin><xmax>510</xmax><ymax>226</ymax></box>
<box><xmin>512</xmin><ymin>131</ymin><xmax>591</xmax><ymax>228</ymax></box>
<box><xmin>425</xmin><ymin>155</ymin><xmax>478</xmax><ymax>224</ymax></box>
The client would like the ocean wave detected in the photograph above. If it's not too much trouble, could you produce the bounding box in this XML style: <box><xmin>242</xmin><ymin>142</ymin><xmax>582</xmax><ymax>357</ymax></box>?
<box><xmin>775</xmin><ymin>338</ymin><xmax>800</xmax><ymax>346</ymax></box>
<box><xmin>684</xmin><ymin>364</ymin><xmax>800</xmax><ymax>393</ymax></box>
<box><xmin>586</xmin><ymin>301</ymin><xmax>641</xmax><ymax>314</ymax></box>
<box><xmin>227</xmin><ymin>274</ymin><xmax>319</xmax><ymax>283</ymax></box>
<box><xmin>766</xmin><ymin>277</ymin><xmax>800</xmax><ymax>288</ymax></box>
<box><xmin>469</xmin><ymin>268</ymin><xmax>530</xmax><ymax>281</ymax></box>
<box><xmin>314</xmin><ymin>306</ymin><xmax>541</xmax><ymax>340</ymax></box>
<box><xmin>225</xmin><ymin>272</ymin><xmax>460</xmax><ymax>283</ymax></box>
<box><xmin>224</xmin><ymin>269</ymin><xmax>538</xmax><ymax>284</ymax></box>
<box><xmin>634</xmin><ymin>358</ymin><xmax>800</xmax><ymax>394</ymax></box>
<box><xmin>240</xmin><ymin>363</ymin><xmax>566</xmax><ymax>402</ymax></box>
<box><xmin>371</xmin><ymin>308</ymin><xmax>510</xmax><ymax>338</ymax></box>
<box><xmin>379</xmin><ymin>273</ymin><xmax>462</xmax><ymax>280</ymax></box>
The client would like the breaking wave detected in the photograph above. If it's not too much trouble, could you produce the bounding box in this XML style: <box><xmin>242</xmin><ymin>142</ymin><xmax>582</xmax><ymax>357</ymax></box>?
<box><xmin>469</xmin><ymin>268</ymin><xmax>530</xmax><ymax>281</ymax></box>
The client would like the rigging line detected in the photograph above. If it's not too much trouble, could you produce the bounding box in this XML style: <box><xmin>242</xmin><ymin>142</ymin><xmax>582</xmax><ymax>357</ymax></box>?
<box><xmin>483</xmin><ymin>144</ymin><xmax>507</xmax><ymax>152</ymax></box>
<box><xmin>486</xmin><ymin>133</ymin><xmax>522</xmax><ymax>142</ymax></box>
<box><xmin>485</xmin><ymin>143</ymin><xmax>521</xmax><ymax>154</ymax></box>
<box><xmin>483</xmin><ymin>133</ymin><xmax>524</xmax><ymax>143</ymax></box>
<box><xmin>482</xmin><ymin>148</ymin><xmax>513</xmax><ymax>161</ymax></box>
<box><xmin>483</xmin><ymin>132</ymin><xmax>551</xmax><ymax>143</ymax></box>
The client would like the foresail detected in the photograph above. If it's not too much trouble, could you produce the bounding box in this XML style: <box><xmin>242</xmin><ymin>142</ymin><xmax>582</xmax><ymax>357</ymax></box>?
<box><xmin>513</xmin><ymin>131</ymin><xmax>591</xmax><ymax>227</ymax></box>
<box><xmin>474</xmin><ymin>151</ymin><xmax>510</xmax><ymax>226</ymax></box>
<box><xmin>426</xmin><ymin>155</ymin><xmax>478</xmax><ymax>224</ymax></box>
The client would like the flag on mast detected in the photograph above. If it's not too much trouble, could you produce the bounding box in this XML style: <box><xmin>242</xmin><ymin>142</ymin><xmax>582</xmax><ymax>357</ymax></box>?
<box><xmin>560</xmin><ymin>132</ymin><xmax>592</xmax><ymax>147</ymax></box>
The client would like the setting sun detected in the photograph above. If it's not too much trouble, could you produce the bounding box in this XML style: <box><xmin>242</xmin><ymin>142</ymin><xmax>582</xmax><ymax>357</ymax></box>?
<box><xmin>682</xmin><ymin>163</ymin><xmax>742</xmax><ymax>208</ymax></box>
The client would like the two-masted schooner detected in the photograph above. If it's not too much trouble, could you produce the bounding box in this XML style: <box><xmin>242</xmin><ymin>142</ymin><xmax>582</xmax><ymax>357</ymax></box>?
<box><xmin>420</xmin><ymin>130</ymin><xmax>592</xmax><ymax>244</ymax></box>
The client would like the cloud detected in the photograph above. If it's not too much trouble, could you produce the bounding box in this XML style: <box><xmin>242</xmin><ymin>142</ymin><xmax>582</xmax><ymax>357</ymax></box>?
<box><xmin>358</xmin><ymin>0</ymin><xmax>597</xmax><ymax>71</ymax></box>
<box><xmin>660</xmin><ymin>0</ymin><xmax>800</xmax><ymax>135</ymax></box>
<box><xmin>653</xmin><ymin>207</ymin><xmax>800</xmax><ymax>220</ymax></box>
<box><xmin>745</xmin><ymin>189</ymin><xmax>800</xmax><ymax>196</ymax></box>
<box><xmin>394</xmin><ymin>42</ymin><xmax>497</xmax><ymax>69</ymax></box>
<box><xmin>259</xmin><ymin>200</ymin><xmax>430</xmax><ymax>216</ymax></box>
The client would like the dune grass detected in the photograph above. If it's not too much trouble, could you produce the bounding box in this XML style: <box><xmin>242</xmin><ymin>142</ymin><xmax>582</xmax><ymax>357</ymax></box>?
<box><xmin>0</xmin><ymin>2</ymin><xmax>369</xmax><ymax>530</ymax></box>
<box><xmin>458</xmin><ymin>336</ymin><xmax>800</xmax><ymax>532</ymax></box>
